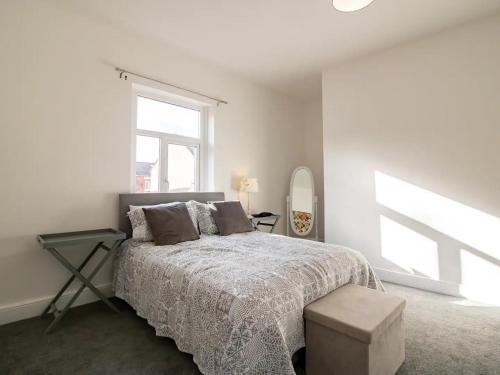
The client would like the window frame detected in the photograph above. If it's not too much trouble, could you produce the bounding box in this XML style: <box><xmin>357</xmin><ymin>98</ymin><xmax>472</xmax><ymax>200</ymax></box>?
<box><xmin>131</xmin><ymin>86</ymin><xmax>209</xmax><ymax>193</ymax></box>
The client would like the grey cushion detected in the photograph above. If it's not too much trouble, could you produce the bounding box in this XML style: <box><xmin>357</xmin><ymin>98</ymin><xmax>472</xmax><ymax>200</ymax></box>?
<box><xmin>128</xmin><ymin>201</ymin><xmax>198</xmax><ymax>241</ymax></box>
<box><xmin>211</xmin><ymin>201</ymin><xmax>253</xmax><ymax>236</ymax></box>
<box><xmin>142</xmin><ymin>203</ymin><xmax>200</xmax><ymax>246</ymax></box>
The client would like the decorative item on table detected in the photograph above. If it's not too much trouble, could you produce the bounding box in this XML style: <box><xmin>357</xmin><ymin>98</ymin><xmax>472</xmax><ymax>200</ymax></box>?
<box><xmin>239</xmin><ymin>177</ymin><xmax>259</xmax><ymax>215</ymax></box>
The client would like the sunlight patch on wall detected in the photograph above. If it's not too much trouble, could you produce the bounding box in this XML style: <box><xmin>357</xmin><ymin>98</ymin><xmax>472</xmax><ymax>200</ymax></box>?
<box><xmin>460</xmin><ymin>249</ymin><xmax>500</xmax><ymax>305</ymax></box>
<box><xmin>380</xmin><ymin>215</ymin><xmax>439</xmax><ymax>279</ymax></box>
<box><xmin>375</xmin><ymin>171</ymin><xmax>500</xmax><ymax>261</ymax></box>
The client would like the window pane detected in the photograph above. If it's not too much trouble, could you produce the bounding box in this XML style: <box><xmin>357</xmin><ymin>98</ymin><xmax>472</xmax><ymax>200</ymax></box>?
<box><xmin>137</xmin><ymin>96</ymin><xmax>200</xmax><ymax>138</ymax></box>
<box><xmin>135</xmin><ymin>135</ymin><xmax>160</xmax><ymax>193</ymax></box>
<box><xmin>168</xmin><ymin>144</ymin><xmax>197</xmax><ymax>192</ymax></box>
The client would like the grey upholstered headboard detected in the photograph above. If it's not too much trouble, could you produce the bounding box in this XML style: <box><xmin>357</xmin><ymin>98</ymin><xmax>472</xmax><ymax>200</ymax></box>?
<box><xmin>119</xmin><ymin>192</ymin><xmax>225</xmax><ymax>238</ymax></box>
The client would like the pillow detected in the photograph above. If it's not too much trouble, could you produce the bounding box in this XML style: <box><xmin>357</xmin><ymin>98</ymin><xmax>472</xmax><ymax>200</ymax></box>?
<box><xmin>210</xmin><ymin>201</ymin><xmax>254</xmax><ymax>236</ymax></box>
<box><xmin>190</xmin><ymin>200</ymin><xmax>219</xmax><ymax>235</ymax></box>
<box><xmin>142</xmin><ymin>203</ymin><xmax>200</xmax><ymax>246</ymax></box>
<box><xmin>128</xmin><ymin>201</ymin><xmax>198</xmax><ymax>241</ymax></box>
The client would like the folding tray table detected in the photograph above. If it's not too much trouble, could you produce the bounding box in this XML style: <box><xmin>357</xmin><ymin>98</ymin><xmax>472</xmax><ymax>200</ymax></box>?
<box><xmin>250</xmin><ymin>214</ymin><xmax>281</xmax><ymax>233</ymax></box>
<box><xmin>37</xmin><ymin>228</ymin><xmax>126</xmax><ymax>333</ymax></box>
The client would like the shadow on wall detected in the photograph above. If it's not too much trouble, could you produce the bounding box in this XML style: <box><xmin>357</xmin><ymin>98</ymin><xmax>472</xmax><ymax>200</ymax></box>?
<box><xmin>374</xmin><ymin>171</ymin><xmax>500</xmax><ymax>306</ymax></box>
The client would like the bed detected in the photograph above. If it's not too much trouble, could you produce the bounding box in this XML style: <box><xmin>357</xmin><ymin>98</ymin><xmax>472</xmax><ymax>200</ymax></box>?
<box><xmin>113</xmin><ymin>192</ymin><xmax>383</xmax><ymax>375</ymax></box>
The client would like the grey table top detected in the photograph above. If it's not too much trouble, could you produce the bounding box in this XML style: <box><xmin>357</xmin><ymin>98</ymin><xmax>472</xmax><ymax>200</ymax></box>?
<box><xmin>37</xmin><ymin>228</ymin><xmax>126</xmax><ymax>249</ymax></box>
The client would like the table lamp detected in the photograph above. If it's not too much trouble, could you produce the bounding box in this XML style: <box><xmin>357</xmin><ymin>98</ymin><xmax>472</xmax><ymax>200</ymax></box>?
<box><xmin>239</xmin><ymin>177</ymin><xmax>259</xmax><ymax>215</ymax></box>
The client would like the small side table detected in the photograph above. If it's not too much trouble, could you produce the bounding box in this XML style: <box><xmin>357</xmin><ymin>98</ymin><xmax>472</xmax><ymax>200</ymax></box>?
<box><xmin>37</xmin><ymin>228</ymin><xmax>126</xmax><ymax>333</ymax></box>
<box><xmin>250</xmin><ymin>215</ymin><xmax>281</xmax><ymax>233</ymax></box>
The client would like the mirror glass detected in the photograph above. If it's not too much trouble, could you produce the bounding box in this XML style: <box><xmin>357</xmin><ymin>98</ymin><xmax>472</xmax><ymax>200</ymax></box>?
<box><xmin>290</xmin><ymin>167</ymin><xmax>315</xmax><ymax>236</ymax></box>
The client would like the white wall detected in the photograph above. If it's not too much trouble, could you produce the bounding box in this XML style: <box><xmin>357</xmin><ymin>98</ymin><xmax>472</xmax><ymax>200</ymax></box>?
<box><xmin>0</xmin><ymin>0</ymin><xmax>305</xmax><ymax>323</ymax></box>
<box><xmin>304</xmin><ymin>99</ymin><xmax>324</xmax><ymax>241</ymax></box>
<box><xmin>323</xmin><ymin>14</ymin><xmax>500</xmax><ymax>303</ymax></box>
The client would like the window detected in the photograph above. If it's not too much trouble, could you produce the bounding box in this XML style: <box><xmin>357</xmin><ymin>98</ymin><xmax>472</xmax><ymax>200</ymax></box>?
<box><xmin>133</xmin><ymin>90</ymin><xmax>207</xmax><ymax>193</ymax></box>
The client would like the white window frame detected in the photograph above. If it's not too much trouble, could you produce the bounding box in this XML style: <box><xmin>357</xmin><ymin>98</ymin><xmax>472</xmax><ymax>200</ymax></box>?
<box><xmin>131</xmin><ymin>85</ymin><xmax>210</xmax><ymax>193</ymax></box>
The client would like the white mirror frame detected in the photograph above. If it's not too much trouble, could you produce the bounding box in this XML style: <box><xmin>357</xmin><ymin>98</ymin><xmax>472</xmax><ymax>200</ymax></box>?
<box><xmin>287</xmin><ymin>166</ymin><xmax>317</xmax><ymax>238</ymax></box>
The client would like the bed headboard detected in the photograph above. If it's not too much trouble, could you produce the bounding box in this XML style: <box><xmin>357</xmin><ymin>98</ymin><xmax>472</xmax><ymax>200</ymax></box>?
<box><xmin>118</xmin><ymin>192</ymin><xmax>225</xmax><ymax>238</ymax></box>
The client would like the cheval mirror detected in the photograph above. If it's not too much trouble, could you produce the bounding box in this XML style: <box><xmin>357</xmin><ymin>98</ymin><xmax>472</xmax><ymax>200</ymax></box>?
<box><xmin>286</xmin><ymin>166</ymin><xmax>318</xmax><ymax>240</ymax></box>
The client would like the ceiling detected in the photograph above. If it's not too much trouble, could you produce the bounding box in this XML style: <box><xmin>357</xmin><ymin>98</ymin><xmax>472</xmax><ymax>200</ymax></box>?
<box><xmin>48</xmin><ymin>0</ymin><xmax>500</xmax><ymax>100</ymax></box>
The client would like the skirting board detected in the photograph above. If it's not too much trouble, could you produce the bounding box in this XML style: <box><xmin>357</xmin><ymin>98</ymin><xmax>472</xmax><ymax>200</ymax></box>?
<box><xmin>0</xmin><ymin>283</ymin><xmax>113</xmax><ymax>326</ymax></box>
<box><xmin>0</xmin><ymin>269</ymin><xmax>466</xmax><ymax>326</ymax></box>
<box><xmin>374</xmin><ymin>267</ymin><xmax>462</xmax><ymax>298</ymax></box>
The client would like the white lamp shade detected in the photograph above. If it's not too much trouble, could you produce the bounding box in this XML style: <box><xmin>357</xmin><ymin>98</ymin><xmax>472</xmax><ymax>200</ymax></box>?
<box><xmin>332</xmin><ymin>0</ymin><xmax>375</xmax><ymax>12</ymax></box>
<box><xmin>240</xmin><ymin>177</ymin><xmax>259</xmax><ymax>193</ymax></box>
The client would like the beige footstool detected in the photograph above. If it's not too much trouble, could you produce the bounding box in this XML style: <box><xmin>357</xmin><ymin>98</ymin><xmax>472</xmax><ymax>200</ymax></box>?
<box><xmin>304</xmin><ymin>284</ymin><xmax>406</xmax><ymax>375</ymax></box>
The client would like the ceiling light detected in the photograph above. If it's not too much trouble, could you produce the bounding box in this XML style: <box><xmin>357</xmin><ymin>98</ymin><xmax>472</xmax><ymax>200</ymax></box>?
<box><xmin>332</xmin><ymin>0</ymin><xmax>375</xmax><ymax>12</ymax></box>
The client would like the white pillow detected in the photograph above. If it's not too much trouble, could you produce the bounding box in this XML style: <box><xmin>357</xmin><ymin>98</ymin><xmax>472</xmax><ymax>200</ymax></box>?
<box><xmin>128</xmin><ymin>201</ymin><xmax>198</xmax><ymax>241</ymax></box>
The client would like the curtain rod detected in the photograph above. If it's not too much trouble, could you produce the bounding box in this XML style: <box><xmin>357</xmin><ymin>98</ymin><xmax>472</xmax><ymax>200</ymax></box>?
<box><xmin>115</xmin><ymin>67</ymin><xmax>228</xmax><ymax>106</ymax></box>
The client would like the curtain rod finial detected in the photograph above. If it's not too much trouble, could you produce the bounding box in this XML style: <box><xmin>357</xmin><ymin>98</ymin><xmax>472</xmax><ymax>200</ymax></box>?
<box><xmin>118</xmin><ymin>70</ymin><xmax>128</xmax><ymax>80</ymax></box>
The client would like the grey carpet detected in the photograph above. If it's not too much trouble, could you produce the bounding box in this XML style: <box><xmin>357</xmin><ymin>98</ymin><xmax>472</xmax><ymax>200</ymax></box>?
<box><xmin>386</xmin><ymin>284</ymin><xmax>500</xmax><ymax>375</ymax></box>
<box><xmin>1</xmin><ymin>283</ymin><xmax>499</xmax><ymax>374</ymax></box>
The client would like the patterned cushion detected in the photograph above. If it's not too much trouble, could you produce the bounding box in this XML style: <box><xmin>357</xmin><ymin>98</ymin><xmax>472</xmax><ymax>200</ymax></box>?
<box><xmin>128</xmin><ymin>201</ymin><xmax>198</xmax><ymax>241</ymax></box>
<box><xmin>190</xmin><ymin>200</ymin><xmax>219</xmax><ymax>235</ymax></box>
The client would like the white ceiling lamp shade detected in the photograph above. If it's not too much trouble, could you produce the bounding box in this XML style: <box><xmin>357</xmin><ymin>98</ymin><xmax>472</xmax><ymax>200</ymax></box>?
<box><xmin>332</xmin><ymin>0</ymin><xmax>375</xmax><ymax>12</ymax></box>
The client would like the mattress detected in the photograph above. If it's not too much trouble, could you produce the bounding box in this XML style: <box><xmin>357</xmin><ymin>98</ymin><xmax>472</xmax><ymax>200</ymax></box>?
<box><xmin>113</xmin><ymin>231</ymin><xmax>383</xmax><ymax>374</ymax></box>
